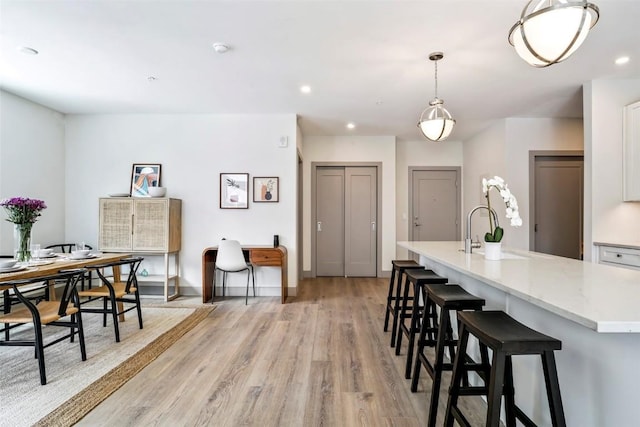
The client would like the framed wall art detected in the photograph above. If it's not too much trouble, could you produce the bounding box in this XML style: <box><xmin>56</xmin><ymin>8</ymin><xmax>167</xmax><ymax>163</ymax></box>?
<box><xmin>220</xmin><ymin>173</ymin><xmax>249</xmax><ymax>209</ymax></box>
<box><xmin>130</xmin><ymin>163</ymin><xmax>161</xmax><ymax>197</ymax></box>
<box><xmin>253</xmin><ymin>177</ymin><xmax>279</xmax><ymax>202</ymax></box>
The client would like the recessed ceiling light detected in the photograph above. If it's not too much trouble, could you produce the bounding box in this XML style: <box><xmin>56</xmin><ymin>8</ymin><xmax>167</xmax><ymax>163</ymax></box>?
<box><xmin>300</xmin><ymin>85</ymin><xmax>311</xmax><ymax>94</ymax></box>
<box><xmin>212</xmin><ymin>43</ymin><xmax>230</xmax><ymax>53</ymax></box>
<box><xmin>17</xmin><ymin>46</ymin><xmax>38</xmax><ymax>55</ymax></box>
<box><xmin>615</xmin><ymin>56</ymin><xmax>630</xmax><ymax>65</ymax></box>
<box><xmin>346</xmin><ymin>122</ymin><xmax>356</xmax><ymax>130</ymax></box>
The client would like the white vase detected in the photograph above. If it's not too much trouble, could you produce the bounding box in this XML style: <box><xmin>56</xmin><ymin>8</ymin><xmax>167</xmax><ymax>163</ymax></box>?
<box><xmin>484</xmin><ymin>242</ymin><xmax>502</xmax><ymax>260</ymax></box>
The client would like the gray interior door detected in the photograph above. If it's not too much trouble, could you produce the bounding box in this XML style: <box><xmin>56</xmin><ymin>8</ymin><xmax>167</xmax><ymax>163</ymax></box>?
<box><xmin>316</xmin><ymin>167</ymin><xmax>345</xmax><ymax>276</ymax></box>
<box><xmin>345</xmin><ymin>167</ymin><xmax>377</xmax><ymax>277</ymax></box>
<box><xmin>410</xmin><ymin>169</ymin><xmax>460</xmax><ymax>242</ymax></box>
<box><xmin>533</xmin><ymin>156</ymin><xmax>584</xmax><ymax>259</ymax></box>
<box><xmin>316</xmin><ymin>166</ymin><xmax>377</xmax><ymax>277</ymax></box>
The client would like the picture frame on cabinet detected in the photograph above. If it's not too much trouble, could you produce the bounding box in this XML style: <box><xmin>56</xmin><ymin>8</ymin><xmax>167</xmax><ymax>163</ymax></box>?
<box><xmin>253</xmin><ymin>177</ymin><xmax>279</xmax><ymax>202</ymax></box>
<box><xmin>220</xmin><ymin>173</ymin><xmax>249</xmax><ymax>209</ymax></box>
<box><xmin>130</xmin><ymin>164</ymin><xmax>161</xmax><ymax>197</ymax></box>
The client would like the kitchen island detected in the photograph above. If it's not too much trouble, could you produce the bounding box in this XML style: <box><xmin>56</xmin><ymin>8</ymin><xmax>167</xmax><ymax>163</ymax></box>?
<box><xmin>398</xmin><ymin>241</ymin><xmax>640</xmax><ymax>427</ymax></box>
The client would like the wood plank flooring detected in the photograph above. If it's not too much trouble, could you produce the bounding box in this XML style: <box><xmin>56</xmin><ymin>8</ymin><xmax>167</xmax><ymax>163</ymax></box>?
<box><xmin>77</xmin><ymin>277</ymin><xmax>487</xmax><ymax>426</ymax></box>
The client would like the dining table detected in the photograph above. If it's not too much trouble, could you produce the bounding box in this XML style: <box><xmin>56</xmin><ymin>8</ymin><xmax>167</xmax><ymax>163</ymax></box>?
<box><xmin>0</xmin><ymin>252</ymin><xmax>132</xmax><ymax>320</ymax></box>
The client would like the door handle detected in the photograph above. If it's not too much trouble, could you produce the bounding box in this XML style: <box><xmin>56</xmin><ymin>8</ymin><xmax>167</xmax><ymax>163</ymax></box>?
<box><xmin>371</xmin><ymin>221</ymin><xmax>376</xmax><ymax>231</ymax></box>
<box><xmin>317</xmin><ymin>221</ymin><xmax>322</xmax><ymax>232</ymax></box>
<box><xmin>414</xmin><ymin>222</ymin><xmax>422</xmax><ymax>227</ymax></box>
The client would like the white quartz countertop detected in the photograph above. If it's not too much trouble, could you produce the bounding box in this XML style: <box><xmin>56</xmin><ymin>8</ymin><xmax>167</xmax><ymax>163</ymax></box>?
<box><xmin>398</xmin><ymin>241</ymin><xmax>640</xmax><ymax>333</ymax></box>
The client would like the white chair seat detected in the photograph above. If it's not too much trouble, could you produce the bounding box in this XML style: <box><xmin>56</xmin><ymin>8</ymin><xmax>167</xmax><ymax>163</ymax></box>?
<box><xmin>214</xmin><ymin>239</ymin><xmax>255</xmax><ymax>304</ymax></box>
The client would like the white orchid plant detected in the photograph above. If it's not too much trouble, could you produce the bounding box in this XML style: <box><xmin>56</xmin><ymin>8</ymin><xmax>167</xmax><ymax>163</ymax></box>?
<box><xmin>482</xmin><ymin>176</ymin><xmax>523</xmax><ymax>242</ymax></box>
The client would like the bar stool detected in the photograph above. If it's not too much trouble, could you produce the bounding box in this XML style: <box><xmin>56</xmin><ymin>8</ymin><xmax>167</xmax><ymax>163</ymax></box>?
<box><xmin>396</xmin><ymin>268</ymin><xmax>447</xmax><ymax>379</ymax></box>
<box><xmin>411</xmin><ymin>283</ymin><xmax>486</xmax><ymax>427</ymax></box>
<box><xmin>385</xmin><ymin>260</ymin><xmax>425</xmax><ymax>347</ymax></box>
<box><xmin>445</xmin><ymin>310</ymin><xmax>566</xmax><ymax>427</ymax></box>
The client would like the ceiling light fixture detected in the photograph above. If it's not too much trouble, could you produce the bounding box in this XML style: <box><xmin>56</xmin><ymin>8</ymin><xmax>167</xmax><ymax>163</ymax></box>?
<box><xmin>17</xmin><ymin>46</ymin><xmax>38</xmax><ymax>55</ymax></box>
<box><xmin>346</xmin><ymin>122</ymin><xmax>355</xmax><ymax>130</ymax></box>
<box><xmin>615</xmin><ymin>56</ymin><xmax>630</xmax><ymax>65</ymax></box>
<box><xmin>417</xmin><ymin>52</ymin><xmax>455</xmax><ymax>142</ymax></box>
<box><xmin>212</xmin><ymin>43</ymin><xmax>230</xmax><ymax>53</ymax></box>
<box><xmin>300</xmin><ymin>85</ymin><xmax>311</xmax><ymax>94</ymax></box>
<box><xmin>509</xmin><ymin>0</ymin><xmax>599</xmax><ymax>67</ymax></box>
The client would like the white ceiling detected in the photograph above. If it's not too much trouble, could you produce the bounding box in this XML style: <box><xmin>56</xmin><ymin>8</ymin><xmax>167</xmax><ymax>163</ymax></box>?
<box><xmin>1</xmin><ymin>0</ymin><xmax>639</xmax><ymax>141</ymax></box>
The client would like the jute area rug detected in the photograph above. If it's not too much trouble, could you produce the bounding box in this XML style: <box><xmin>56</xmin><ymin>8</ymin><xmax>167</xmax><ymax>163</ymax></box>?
<box><xmin>0</xmin><ymin>304</ymin><xmax>215</xmax><ymax>427</ymax></box>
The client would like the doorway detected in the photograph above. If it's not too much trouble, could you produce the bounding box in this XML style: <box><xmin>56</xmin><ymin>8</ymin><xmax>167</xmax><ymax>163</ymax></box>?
<box><xmin>311</xmin><ymin>163</ymin><xmax>380</xmax><ymax>277</ymax></box>
<box><xmin>409</xmin><ymin>168</ymin><xmax>461</xmax><ymax>242</ymax></box>
<box><xmin>529</xmin><ymin>152</ymin><xmax>584</xmax><ymax>259</ymax></box>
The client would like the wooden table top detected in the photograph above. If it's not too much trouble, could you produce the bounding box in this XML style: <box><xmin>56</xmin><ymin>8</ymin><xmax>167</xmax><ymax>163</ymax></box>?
<box><xmin>0</xmin><ymin>252</ymin><xmax>130</xmax><ymax>290</ymax></box>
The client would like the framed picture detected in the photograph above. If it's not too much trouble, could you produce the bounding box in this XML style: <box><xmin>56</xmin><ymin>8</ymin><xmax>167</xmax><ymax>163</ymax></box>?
<box><xmin>220</xmin><ymin>173</ymin><xmax>249</xmax><ymax>209</ymax></box>
<box><xmin>253</xmin><ymin>177</ymin><xmax>279</xmax><ymax>202</ymax></box>
<box><xmin>130</xmin><ymin>164</ymin><xmax>161</xmax><ymax>197</ymax></box>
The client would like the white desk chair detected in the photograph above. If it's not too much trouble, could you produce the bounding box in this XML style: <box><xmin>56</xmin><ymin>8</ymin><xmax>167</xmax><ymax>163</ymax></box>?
<box><xmin>214</xmin><ymin>239</ymin><xmax>255</xmax><ymax>304</ymax></box>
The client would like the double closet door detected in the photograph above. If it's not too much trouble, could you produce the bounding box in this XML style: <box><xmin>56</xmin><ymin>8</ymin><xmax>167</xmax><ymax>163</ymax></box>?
<box><xmin>316</xmin><ymin>166</ymin><xmax>377</xmax><ymax>277</ymax></box>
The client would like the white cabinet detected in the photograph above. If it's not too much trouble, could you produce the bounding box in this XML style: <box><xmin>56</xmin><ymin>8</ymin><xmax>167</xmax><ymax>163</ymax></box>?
<box><xmin>595</xmin><ymin>243</ymin><xmax>640</xmax><ymax>271</ymax></box>
<box><xmin>98</xmin><ymin>197</ymin><xmax>182</xmax><ymax>300</ymax></box>
<box><xmin>623</xmin><ymin>100</ymin><xmax>640</xmax><ymax>201</ymax></box>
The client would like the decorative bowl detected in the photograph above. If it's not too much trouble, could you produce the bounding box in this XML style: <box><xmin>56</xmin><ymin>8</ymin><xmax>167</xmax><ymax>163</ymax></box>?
<box><xmin>37</xmin><ymin>248</ymin><xmax>53</xmax><ymax>256</ymax></box>
<box><xmin>148</xmin><ymin>187</ymin><xmax>167</xmax><ymax>197</ymax></box>
<box><xmin>71</xmin><ymin>249</ymin><xmax>91</xmax><ymax>258</ymax></box>
<box><xmin>0</xmin><ymin>259</ymin><xmax>18</xmax><ymax>269</ymax></box>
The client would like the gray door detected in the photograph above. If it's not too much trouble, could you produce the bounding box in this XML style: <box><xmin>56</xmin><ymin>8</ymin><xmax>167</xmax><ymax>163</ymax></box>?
<box><xmin>316</xmin><ymin>167</ymin><xmax>345</xmax><ymax>276</ymax></box>
<box><xmin>316</xmin><ymin>166</ymin><xmax>377</xmax><ymax>277</ymax></box>
<box><xmin>533</xmin><ymin>156</ymin><xmax>584</xmax><ymax>259</ymax></box>
<box><xmin>345</xmin><ymin>167</ymin><xmax>377</xmax><ymax>277</ymax></box>
<box><xmin>410</xmin><ymin>169</ymin><xmax>460</xmax><ymax>242</ymax></box>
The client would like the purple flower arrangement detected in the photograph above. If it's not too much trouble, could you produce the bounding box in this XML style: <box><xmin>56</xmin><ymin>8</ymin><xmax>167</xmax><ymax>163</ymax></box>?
<box><xmin>0</xmin><ymin>197</ymin><xmax>47</xmax><ymax>224</ymax></box>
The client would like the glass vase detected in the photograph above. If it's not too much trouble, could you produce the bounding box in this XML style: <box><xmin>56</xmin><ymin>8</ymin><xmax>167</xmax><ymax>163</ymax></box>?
<box><xmin>13</xmin><ymin>222</ymin><xmax>33</xmax><ymax>262</ymax></box>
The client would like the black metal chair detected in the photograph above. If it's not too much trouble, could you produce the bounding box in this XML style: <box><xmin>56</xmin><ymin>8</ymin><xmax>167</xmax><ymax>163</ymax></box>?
<box><xmin>77</xmin><ymin>257</ymin><xmax>144</xmax><ymax>342</ymax></box>
<box><xmin>0</xmin><ymin>269</ymin><xmax>88</xmax><ymax>385</ymax></box>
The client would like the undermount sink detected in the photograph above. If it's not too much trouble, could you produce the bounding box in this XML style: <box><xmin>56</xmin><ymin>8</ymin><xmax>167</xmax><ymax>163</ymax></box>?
<box><xmin>473</xmin><ymin>250</ymin><xmax>527</xmax><ymax>260</ymax></box>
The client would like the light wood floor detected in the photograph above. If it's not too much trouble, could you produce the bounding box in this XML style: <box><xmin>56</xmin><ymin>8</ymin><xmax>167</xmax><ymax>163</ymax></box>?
<box><xmin>78</xmin><ymin>277</ymin><xmax>487</xmax><ymax>426</ymax></box>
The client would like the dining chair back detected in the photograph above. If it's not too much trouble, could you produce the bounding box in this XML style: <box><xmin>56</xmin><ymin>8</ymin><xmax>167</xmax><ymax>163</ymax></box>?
<box><xmin>0</xmin><ymin>268</ymin><xmax>88</xmax><ymax>385</ymax></box>
<box><xmin>214</xmin><ymin>239</ymin><xmax>255</xmax><ymax>304</ymax></box>
<box><xmin>45</xmin><ymin>243</ymin><xmax>95</xmax><ymax>291</ymax></box>
<box><xmin>78</xmin><ymin>257</ymin><xmax>143</xmax><ymax>342</ymax></box>
<box><xmin>45</xmin><ymin>243</ymin><xmax>93</xmax><ymax>253</ymax></box>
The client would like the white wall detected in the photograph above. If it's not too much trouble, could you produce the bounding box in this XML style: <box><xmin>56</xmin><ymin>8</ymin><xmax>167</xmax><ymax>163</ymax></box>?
<box><xmin>0</xmin><ymin>91</ymin><xmax>66</xmax><ymax>255</ymax></box>
<box><xmin>302</xmin><ymin>136</ymin><xmax>396</xmax><ymax>273</ymax></box>
<box><xmin>584</xmin><ymin>78</ymin><xmax>640</xmax><ymax>261</ymax></box>
<box><xmin>395</xmin><ymin>139</ymin><xmax>463</xmax><ymax>259</ymax></box>
<box><xmin>462</xmin><ymin>118</ymin><xmax>583</xmax><ymax>251</ymax></box>
<box><xmin>505</xmin><ymin>118</ymin><xmax>584</xmax><ymax>250</ymax></box>
<box><xmin>463</xmin><ymin>121</ymin><xmax>508</xmax><ymax>245</ymax></box>
<box><xmin>64</xmin><ymin>113</ymin><xmax>299</xmax><ymax>296</ymax></box>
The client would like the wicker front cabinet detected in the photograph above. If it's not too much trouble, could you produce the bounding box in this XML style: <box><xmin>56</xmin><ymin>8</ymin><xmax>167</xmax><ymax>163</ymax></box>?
<box><xmin>98</xmin><ymin>197</ymin><xmax>182</xmax><ymax>300</ymax></box>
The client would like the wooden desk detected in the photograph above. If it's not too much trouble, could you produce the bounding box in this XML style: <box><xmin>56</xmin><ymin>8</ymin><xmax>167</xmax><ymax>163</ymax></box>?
<box><xmin>201</xmin><ymin>246</ymin><xmax>288</xmax><ymax>304</ymax></box>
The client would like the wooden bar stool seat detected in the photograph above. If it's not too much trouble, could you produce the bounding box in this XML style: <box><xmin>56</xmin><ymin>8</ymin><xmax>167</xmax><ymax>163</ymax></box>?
<box><xmin>411</xmin><ymin>283</ymin><xmax>486</xmax><ymax>427</ymax></box>
<box><xmin>385</xmin><ymin>260</ymin><xmax>425</xmax><ymax>348</ymax></box>
<box><xmin>445</xmin><ymin>310</ymin><xmax>566</xmax><ymax>427</ymax></box>
<box><xmin>396</xmin><ymin>268</ymin><xmax>447</xmax><ymax>379</ymax></box>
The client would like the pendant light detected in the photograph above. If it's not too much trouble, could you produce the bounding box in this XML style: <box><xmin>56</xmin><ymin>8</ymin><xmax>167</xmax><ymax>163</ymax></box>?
<box><xmin>509</xmin><ymin>0</ymin><xmax>599</xmax><ymax>67</ymax></box>
<box><xmin>417</xmin><ymin>52</ymin><xmax>455</xmax><ymax>142</ymax></box>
